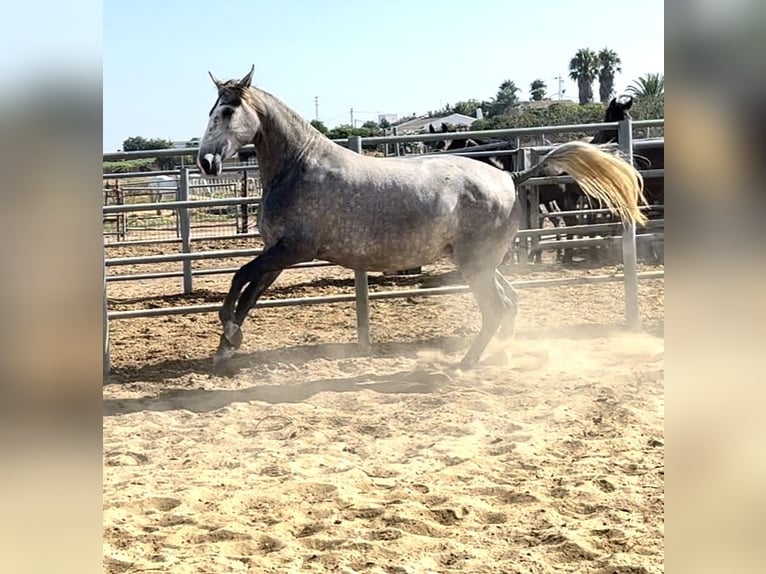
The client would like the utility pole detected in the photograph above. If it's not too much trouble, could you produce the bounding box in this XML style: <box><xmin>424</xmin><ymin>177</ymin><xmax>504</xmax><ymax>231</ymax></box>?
<box><xmin>314</xmin><ymin>96</ymin><xmax>319</xmax><ymax>121</ymax></box>
<box><xmin>350</xmin><ymin>107</ymin><xmax>354</xmax><ymax>126</ymax></box>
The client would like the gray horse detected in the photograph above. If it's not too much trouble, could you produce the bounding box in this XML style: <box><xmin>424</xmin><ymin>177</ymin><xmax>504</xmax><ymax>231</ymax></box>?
<box><xmin>197</xmin><ymin>66</ymin><xmax>646</xmax><ymax>373</ymax></box>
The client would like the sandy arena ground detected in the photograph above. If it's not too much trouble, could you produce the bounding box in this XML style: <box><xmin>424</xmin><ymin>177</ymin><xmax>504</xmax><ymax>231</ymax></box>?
<box><xmin>104</xmin><ymin>242</ymin><xmax>664</xmax><ymax>574</ymax></box>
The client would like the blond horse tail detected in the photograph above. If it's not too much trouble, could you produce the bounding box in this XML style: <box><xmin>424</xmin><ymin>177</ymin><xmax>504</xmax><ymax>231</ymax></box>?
<box><xmin>512</xmin><ymin>141</ymin><xmax>648</xmax><ymax>226</ymax></box>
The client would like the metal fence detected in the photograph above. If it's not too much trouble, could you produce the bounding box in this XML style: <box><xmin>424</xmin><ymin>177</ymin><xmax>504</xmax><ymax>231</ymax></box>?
<box><xmin>103</xmin><ymin>169</ymin><xmax>262</xmax><ymax>244</ymax></box>
<box><xmin>103</xmin><ymin>118</ymin><xmax>665</xmax><ymax>376</ymax></box>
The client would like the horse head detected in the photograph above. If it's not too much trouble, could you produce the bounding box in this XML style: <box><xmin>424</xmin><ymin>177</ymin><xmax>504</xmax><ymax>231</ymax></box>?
<box><xmin>605</xmin><ymin>94</ymin><xmax>633</xmax><ymax>122</ymax></box>
<box><xmin>198</xmin><ymin>65</ymin><xmax>259</xmax><ymax>176</ymax></box>
<box><xmin>590</xmin><ymin>94</ymin><xmax>634</xmax><ymax>146</ymax></box>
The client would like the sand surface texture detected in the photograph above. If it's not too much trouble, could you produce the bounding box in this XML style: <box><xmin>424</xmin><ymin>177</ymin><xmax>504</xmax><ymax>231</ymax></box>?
<box><xmin>104</xmin><ymin>252</ymin><xmax>664</xmax><ymax>573</ymax></box>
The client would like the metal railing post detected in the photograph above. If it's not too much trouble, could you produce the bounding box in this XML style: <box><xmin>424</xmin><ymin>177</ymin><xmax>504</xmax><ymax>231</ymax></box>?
<box><xmin>103</xmin><ymin>247</ymin><xmax>110</xmax><ymax>380</ymax></box>
<box><xmin>178</xmin><ymin>167</ymin><xmax>193</xmax><ymax>295</ymax></box>
<box><xmin>240</xmin><ymin>169</ymin><xmax>249</xmax><ymax>234</ymax></box>
<box><xmin>618</xmin><ymin>119</ymin><xmax>640</xmax><ymax>329</ymax></box>
<box><xmin>525</xmin><ymin>149</ymin><xmax>541</xmax><ymax>263</ymax></box>
<box><xmin>348</xmin><ymin>135</ymin><xmax>371</xmax><ymax>349</ymax></box>
<box><xmin>515</xmin><ymin>147</ymin><xmax>530</xmax><ymax>264</ymax></box>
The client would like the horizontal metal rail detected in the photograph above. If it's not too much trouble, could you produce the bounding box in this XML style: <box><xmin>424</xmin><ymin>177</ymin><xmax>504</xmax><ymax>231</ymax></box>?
<box><xmin>106</xmin><ymin>260</ymin><xmax>335</xmax><ymax>282</ymax></box>
<box><xmin>518</xmin><ymin>220</ymin><xmax>664</xmax><ymax>238</ymax></box>
<box><xmin>103</xmin><ymin>196</ymin><xmax>261</xmax><ymax>215</ymax></box>
<box><xmin>522</xmin><ymin>168</ymin><xmax>664</xmax><ymax>186</ymax></box>
<box><xmin>540</xmin><ymin>205</ymin><xmax>664</xmax><ymax>219</ymax></box>
<box><xmin>525</xmin><ymin>137</ymin><xmax>664</xmax><ymax>155</ymax></box>
<box><xmin>106</xmin><ymin>234</ymin><xmax>665</xmax><ymax>283</ymax></box>
<box><xmin>425</xmin><ymin>137</ymin><xmax>663</xmax><ymax>159</ymax></box>
<box><xmin>536</xmin><ymin>232</ymin><xmax>664</xmax><ymax>249</ymax></box>
<box><xmin>102</xmin><ymin>120</ymin><xmax>665</xmax><ymax>161</ymax></box>
<box><xmin>107</xmin><ymin>270</ymin><xmax>665</xmax><ymax>320</ymax></box>
<box><xmin>334</xmin><ymin>120</ymin><xmax>666</xmax><ymax>146</ymax></box>
<box><xmin>104</xmin><ymin>216</ymin><xmax>664</xmax><ymax>268</ymax></box>
<box><xmin>105</xmin><ymin>248</ymin><xmax>264</xmax><ymax>266</ymax></box>
<box><xmin>104</xmin><ymin>164</ymin><xmax>259</xmax><ymax>179</ymax></box>
<box><xmin>101</xmin><ymin>169</ymin><xmax>664</xmax><ymax>219</ymax></box>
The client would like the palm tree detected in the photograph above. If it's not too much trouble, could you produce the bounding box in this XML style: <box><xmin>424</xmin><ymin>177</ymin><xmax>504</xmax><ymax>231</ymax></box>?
<box><xmin>627</xmin><ymin>73</ymin><xmax>664</xmax><ymax>99</ymax></box>
<box><xmin>569</xmin><ymin>48</ymin><xmax>598</xmax><ymax>104</ymax></box>
<box><xmin>597</xmin><ymin>48</ymin><xmax>622</xmax><ymax>103</ymax></box>
<box><xmin>488</xmin><ymin>80</ymin><xmax>521</xmax><ymax>116</ymax></box>
<box><xmin>529</xmin><ymin>79</ymin><xmax>547</xmax><ymax>101</ymax></box>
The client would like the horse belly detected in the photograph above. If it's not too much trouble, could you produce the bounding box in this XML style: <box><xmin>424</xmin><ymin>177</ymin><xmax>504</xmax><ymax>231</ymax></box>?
<box><xmin>317</xmin><ymin>215</ymin><xmax>455</xmax><ymax>272</ymax></box>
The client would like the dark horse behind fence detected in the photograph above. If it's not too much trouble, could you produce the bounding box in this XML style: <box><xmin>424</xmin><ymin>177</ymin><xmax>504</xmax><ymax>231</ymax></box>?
<box><xmin>196</xmin><ymin>66</ymin><xmax>647</xmax><ymax>374</ymax></box>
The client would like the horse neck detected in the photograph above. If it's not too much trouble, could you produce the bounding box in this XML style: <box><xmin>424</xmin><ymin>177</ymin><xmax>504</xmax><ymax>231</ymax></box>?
<box><xmin>250</xmin><ymin>88</ymin><xmax>326</xmax><ymax>189</ymax></box>
<box><xmin>591</xmin><ymin>109</ymin><xmax>624</xmax><ymax>144</ymax></box>
<box><xmin>590</xmin><ymin>127</ymin><xmax>618</xmax><ymax>145</ymax></box>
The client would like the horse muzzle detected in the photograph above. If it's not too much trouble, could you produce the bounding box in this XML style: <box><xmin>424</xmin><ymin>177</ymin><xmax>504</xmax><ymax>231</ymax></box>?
<box><xmin>197</xmin><ymin>152</ymin><xmax>223</xmax><ymax>176</ymax></box>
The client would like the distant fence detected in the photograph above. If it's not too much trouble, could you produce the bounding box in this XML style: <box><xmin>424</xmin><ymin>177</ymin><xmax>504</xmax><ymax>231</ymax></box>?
<box><xmin>103</xmin><ymin>118</ymin><xmax>664</xmax><ymax>376</ymax></box>
<box><xmin>103</xmin><ymin>168</ymin><xmax>262</xmax><ymax>244</ymax></box>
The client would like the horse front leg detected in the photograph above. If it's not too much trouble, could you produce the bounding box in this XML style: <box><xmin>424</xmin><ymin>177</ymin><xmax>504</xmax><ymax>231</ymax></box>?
<box><xmin>215</xmin><ymin>238</ymin><xmax>313</xmax><ymax>370</ymax></box>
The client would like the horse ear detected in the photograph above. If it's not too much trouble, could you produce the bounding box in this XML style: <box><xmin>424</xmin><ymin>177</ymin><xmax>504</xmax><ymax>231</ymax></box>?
<box><xmin>616</xmin><ymin>94</ymin><xmax>632</xmax><ymax>109</ymax></box>
<box><xmin>429</xmin><ymin>124</ymin><xmax>436</xmax><ymax>134</ymax></box>
<box><xmin>441</xmin><ymin>122</ymin><xmax>449</xmax><ymax>132</ymax></box>
<box><xmin>238</xmin><ymin>65</ymin><xmax>255</xmax><ymax>89</ymax></box>
<box><xmin>208</xmin><ymin>71</ymin><xmax>223</xmax><ymax>90</ymax></box>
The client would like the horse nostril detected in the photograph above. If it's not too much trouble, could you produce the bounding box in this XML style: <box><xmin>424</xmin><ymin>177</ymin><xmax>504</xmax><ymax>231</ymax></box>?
<box><xmin>197</xmin><ymin>153</ymin><xmax>218</xmax><ymax>174</ymax></box>
<box><xmin>205</xmin><ymin>153</ymin><xmax>218</xmax><ymax>174</ymax></box>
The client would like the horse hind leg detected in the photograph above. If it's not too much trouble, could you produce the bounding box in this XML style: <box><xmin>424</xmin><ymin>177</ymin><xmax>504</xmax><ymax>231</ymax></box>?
<box><xmin>458</xmin><ymin>268</ymin><xmax>512</xmax><ymax>369</ymax></box>
<box><xmin>495</xmin><ymin>270</ymin><xmax>519</xmax><ymax>340</ymax></box>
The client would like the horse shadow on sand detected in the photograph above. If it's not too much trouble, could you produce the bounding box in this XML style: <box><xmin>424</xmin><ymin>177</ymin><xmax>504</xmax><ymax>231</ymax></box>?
<box><xmin>103</xmin><ymin>337</ymin><xmax>471</xmax><ymax>417</ymax></box>
<box><xmin>104</xmin><ymin>333</ymin><xmax>478</xmax><ymax>415</ymax></box>
<box><xmin>106</xmin><ymin>335</ymin><xmax>470</xmax><ymax>385</ymax></box>
<box><xmin>103</xmin><ymin>367</ymin><xmax>459</xmax><ymax>417</ymax></box>
<box><xmin>103</xmin><ymin>320</ymin><xmax>663</xmax><ymax>417</ymax></box>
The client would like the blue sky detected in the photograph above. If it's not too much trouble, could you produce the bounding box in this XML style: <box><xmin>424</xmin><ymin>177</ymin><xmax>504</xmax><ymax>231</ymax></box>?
<box><xmin>103</xmin><ymin>0</ymin><xmax>664</xmax><ymax>151</ymax></box>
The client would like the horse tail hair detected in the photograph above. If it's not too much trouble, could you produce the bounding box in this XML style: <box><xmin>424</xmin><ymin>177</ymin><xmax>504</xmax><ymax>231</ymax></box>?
<box><xmin>512</xmin><ymin>141</ymin><xmax>648</xmax><ymax>226</ymax></box>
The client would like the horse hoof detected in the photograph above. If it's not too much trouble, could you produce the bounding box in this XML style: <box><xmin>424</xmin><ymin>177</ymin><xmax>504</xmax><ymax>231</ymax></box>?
<box><xmin>213</xmin><ymin>345</ymin><xmax>237</xmax><ymax>377</ymax></box>
<box><xmin>223</xmin><ymin>322</ymin><xmax>243</xmax><ymax>349</ymax></box>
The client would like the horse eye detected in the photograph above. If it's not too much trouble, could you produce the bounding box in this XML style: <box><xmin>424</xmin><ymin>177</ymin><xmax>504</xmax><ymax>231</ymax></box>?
<box><xmin>221</xmin><ymin>108</ymin><xmax>234</xmax><ymax>119</ymax></box>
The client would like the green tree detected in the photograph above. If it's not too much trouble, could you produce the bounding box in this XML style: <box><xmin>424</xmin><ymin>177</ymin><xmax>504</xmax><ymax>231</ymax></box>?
<box><xmin>569</xmin><ymin>48</ymin><xmax>599</xmax><ymax>104</ymax></box>
<box><xmin>488</xmin><ymin>80</ymin><xmax>521</xmax><ymax>116</ymax></box>
<box><xmin>472</xmin><ymin>101</ymin><xmax>607</xmax><ymax>143</ymax></box>
<box><xmin>452</xmin><ymin>99</ymin><xmax>485</xmax><ymax>117</ymax></box>
<box><xmin>121</xmin><ymin>136</ymin><xmax>175</xmax><ymax>169</ymax></box>
<box><xmin>122</xmin><ymin>136</ymin><xmax>173</xmax><ymax>152</ymax></box>
<box><xmin>529</xmin><ymin>79</ymin><xmax>547</xmax><ymax>101</ymax></box>
<box><xmin>310</xmin><ymin>119</ymin><xmax>329</xmax><ymax>134</ymax></box>
<box><xmin>627</xmin><ymin>73</ymin><xmax>664</xmax><ymax>99</ymax></box>
<box><xmin>326</xmin><ymin>124</ymin><xmax>373</xmax><ymax>139</ymax></box>
<box><xmin>627</xmin><ymin>73</ymin><xmax>664</xmax><ymax>135</ymax></box>
<box><xmin>597</xmin><ymin>48</ymin><xmax>622</xmax><ymax>103</ymax></box>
